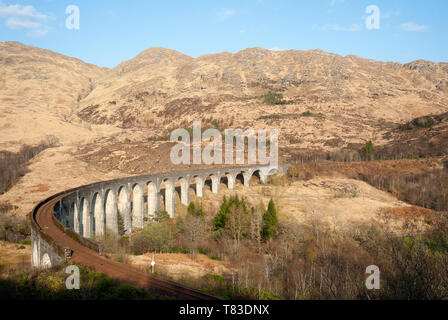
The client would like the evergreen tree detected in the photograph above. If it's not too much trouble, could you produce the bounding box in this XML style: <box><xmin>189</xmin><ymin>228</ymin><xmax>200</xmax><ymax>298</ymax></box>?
<box><xmin>214</xmin><ymin>195</ymin><xmax>248</xmax><ymax>231</ymax></box>
<box><xmin>365</xmin><ymin>141</ymin><xmax>374</xmax><ymax>160</ymax></box>
<box><xmin>262</xmin><ymin>199</ymin><xmax>278</xmax><ymax>240</ymax></box>
<box><xmin>214</xmin><ymin>196</ymin><xmax>229</xmax><ymax>230</ymax></box>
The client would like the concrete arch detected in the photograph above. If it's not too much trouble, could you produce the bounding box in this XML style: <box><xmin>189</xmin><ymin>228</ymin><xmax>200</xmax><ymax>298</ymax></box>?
<box><xmin>251</xmin><ymin>169</ymin><xmax>264</xmax><ymax>184</ymax></box>
<box><xmin>92</xmin><ymin>193</ymin><xmax>105</xmax><ymax>237</ymax></box>
<box><xmin>41</xmin><ymin>253</ymin><xmax>52</xmax><ymax>269</ymax></box>
<box><xmin>235</xmin><ymin>172</ymin><xmax>245</xmax><ymax>186</ymax></box>
<box><xmin>218</xmin><ymin>172</ymin><xmax>229</xmax><ymax>190</ymax></box>
<box><xmin>225</xmin><ymin>172</ymin><xmax>237</xmax><ymax>190</ymax></box>
<box><xmin>81</xmin><ymin>198</ymin><xmax>92</xmax><ymax>238</ymax></box>
<box><xmin>147</xmin><ymin>181</ymin><xmax>161</xmax><ymax>219</ymax></box>
<box><xmin>32</xmin><ymin>240</ymin><xmax>39</xmax><ymax>267</ymax></box>
<box><xmin>207</xmin><ymin>173</ymin><xmax>221</xmax><ymax>194</ymax></box>
<box><xmin>162</xmin><ymin>179</ymin><xmax>176</xmax><ymax>218</ymax></box>
<box><xmin>178</xmin><ymin>177</ymin><xmax>191</xmax><ymax>206</ymax></box>
<box><xmin>203</xmin><ymin>175</ymin><xmax>212</xmax><ymax>193</ymax></box>
<box><xmin>105</xmin><ymin>189</ymin><xmax>118</xmax><ymax>235</ymax></box>
<box><xmin>194</xmin><ymin>175</ymin><xmax>206</xmax><ymax>198</ymax></box>
<box><xmin>242</xmin><ymin>170</ymin><xmax>253</xmax><ymax>187</ymax></box>
<box><xmin>132</xmin><ymin>183</ymin><xmax>144</xmax><ymax>229</ymax></box>
<box><xmin>117</xmin><ymin>186</ymin><xmax>132</xmax><ymax>235</ymax></box>
<box><xmin>259</xmin><ymin>166</ymin><xmax>278</xmax><ymax>182</ymax></box>
<box><xmin>73</xmin><ymin>202</ymin><xmax>81</xmax><ymax>235</ymax></box>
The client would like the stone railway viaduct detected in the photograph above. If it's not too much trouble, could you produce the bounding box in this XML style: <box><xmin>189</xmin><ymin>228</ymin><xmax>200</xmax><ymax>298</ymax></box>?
<box><xmin>31</xmin><ymin>164</ymin><xmax>288</xmax><ymax>272</ymax></box>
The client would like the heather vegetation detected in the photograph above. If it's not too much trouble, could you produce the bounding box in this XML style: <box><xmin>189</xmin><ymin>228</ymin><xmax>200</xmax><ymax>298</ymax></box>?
<box><xmin>0</xmin><ymin>203</ymin><xmax>30</xmax><ymax>243</ymax></box>
<box><xmin>258</xmin><ymin>111</ymin><xmax>324</xmax><ymax>120</ymax></box>
<box><xmin>285</xmin><ymin>112</ymin><xmax>448</xmax><ymax>163</ymax></box>
<box><xmin>288</xmin><ymin>158</ymin><xmax>448</xmax><ymax>212</ymax></box>
<box><xmin>111</xmin><ymin>192</ymin><xmax>448</xmax><ymax>300</ymax></box>
<box><xmin>0</xmin><ymin>136</ymin><xmax>59</xmax><ymax>195</ymax></box>
<box><xmin>0</xmin><ymin>262</ymin><xmax>170</xmax><ymax>300</ymax></box>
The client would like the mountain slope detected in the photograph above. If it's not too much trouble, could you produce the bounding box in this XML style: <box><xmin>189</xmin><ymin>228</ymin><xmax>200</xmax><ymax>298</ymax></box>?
<box><xmin>0</xmin><ymin>42</ymin><xmax>112</xmax><ymax>150</ymax></box>
<box><xmin>77</xmin><ymin>47</ymin><xmax>448</xmax><ymax>135</ymax></box>
<box><xmin>1</xmin><ymin>42</ymin><xmax>448</xmax><ymax>154</ymax></box>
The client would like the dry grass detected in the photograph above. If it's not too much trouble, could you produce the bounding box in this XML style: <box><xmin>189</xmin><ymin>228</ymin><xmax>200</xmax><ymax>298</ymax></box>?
<box><xmin>288</xmin><ymin>158</ymin><xmax>448</xmax><ymax>211</ymax></box>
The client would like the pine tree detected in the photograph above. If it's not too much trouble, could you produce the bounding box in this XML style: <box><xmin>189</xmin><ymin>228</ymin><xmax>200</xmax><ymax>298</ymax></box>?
<box><xmin>262</xmin><ymin>199</ymin><xmax>278</xmax><ymax>240</ymax></box>
<box><xmin>214</xmin><ymin>196</ymin><xmax>229</xmax><ymax>230</ymax></box>
<box><xmin>365</xmin><ymin>141</ymin><xmax>374</xmax><ymax>160</ymax></box>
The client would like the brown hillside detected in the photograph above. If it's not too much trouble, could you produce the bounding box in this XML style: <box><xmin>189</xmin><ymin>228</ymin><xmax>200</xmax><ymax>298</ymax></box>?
<box><xmin>76</xmin><ymin>47</ymin><xmax>448</xmax><ymax>152</ymax></box>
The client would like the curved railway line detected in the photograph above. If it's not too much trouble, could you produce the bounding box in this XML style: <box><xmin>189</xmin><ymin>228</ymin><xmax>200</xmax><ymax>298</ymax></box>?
<box><xmin>33</xmin><ymin>190</ymin><xmax>221</xmax><ymax>300</ymax></box>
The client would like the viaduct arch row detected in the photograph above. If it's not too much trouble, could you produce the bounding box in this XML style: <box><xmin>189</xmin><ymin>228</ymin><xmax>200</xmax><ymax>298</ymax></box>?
<box><xmin>31</xmin><ymin>164</ymin><xmax>289</xmax><ymax>269</ymax></box>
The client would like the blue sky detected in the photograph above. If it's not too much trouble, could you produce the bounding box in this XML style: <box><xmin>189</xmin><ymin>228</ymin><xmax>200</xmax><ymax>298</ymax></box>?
<box><xmin>0</xmin><ymin>0</ymin><xmax>446</xmax><ymax>68</ymax></box>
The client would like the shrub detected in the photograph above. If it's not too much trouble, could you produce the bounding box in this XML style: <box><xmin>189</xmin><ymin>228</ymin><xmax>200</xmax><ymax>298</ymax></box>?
<box><xmin>187</xmin><ymin>202</ymin><xmax>205</xmax><ymax>218</ymax></box>
<box><xmin>261</xmin><ymin>93</ymin><xmax>292</xmax><ymax>105</ymax></box>
<box><xmin>153</xmin><ymin>210</ymin><xmax>170</xmax><ymax>222</ymax></box>
<box><xmin>130</xmin><ymin>221</ymin><xmax>177</xmax><ymax>254</ymax></box>
<box><xmin>204</xmin><ymin>274</ymin><xmax>225</xmax><ymax>284</ymax></box>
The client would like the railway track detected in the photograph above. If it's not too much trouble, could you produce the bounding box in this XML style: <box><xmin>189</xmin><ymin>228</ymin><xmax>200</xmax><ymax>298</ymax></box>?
<box><xmin>34</xmin><ymin>191</ymin><xmax>222</xmax><ymax>300</ymax></box>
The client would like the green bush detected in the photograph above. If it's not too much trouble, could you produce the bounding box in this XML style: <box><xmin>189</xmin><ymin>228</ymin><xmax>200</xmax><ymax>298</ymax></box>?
<box><xmin>154</xmin><ymin>210</ymin><xmax>170</xmax><ymax>222</ymax></box>
<box><xmin>214</xmin><ymin>195</ymin><xmax>248</xmax><ymax>231</ymax></box>
<box><xmin>204</xmin><ymin>274</ymin><xmax>225</xmax><ymax>284</ymax></box>
<box><xmin>187</xmin><ymin>202</ymin><xmax>205</xmax><ymax>218</ymax></box>
<box><xmin>0</xmin><ymin>263</ymin><xmax>165</xmax><ymax>300</ymax></box>
<box><xmin>130</xmin><ymin>220</ymin><xmax>177</xmax><ymax>254</ymax></box>
<box><xmin>365</xmin><ymin>141</ymin><xmax>374</xmax><ymax>160</ymax></box>
<box><xmin>301</xmin><ymin>111</ymin><xmax>313</xmax><ymax>117</ymax></box>
<box><xmin>261</xmin><ymin>93</ymin><xmax>291</xmax><ymax>105</ymax></box>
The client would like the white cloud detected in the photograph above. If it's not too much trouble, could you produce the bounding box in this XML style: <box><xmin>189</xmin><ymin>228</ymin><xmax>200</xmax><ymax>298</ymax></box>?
<box><xmin>6</xmin><ymin>17</ymin><xmax>40</xmax><ymax>29</ymax></box>
<box><xmin>316</xmin><ymin>23</ymin><xmax>362</xmax><ymax>32</ymax></box>
<box><xmin>400</xmin><ymin>22</ymin><xmax>429</xmax><ymax>32</ymax></box>
<box><xmin>0</xmin><ymin>2</ymin><xmax>50</xmax><ymax>36</ymax></box>
<box><xmin>218</xmin><ymin>9</ymin><xmax>236</xmax><ymax>20</ymax></box>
